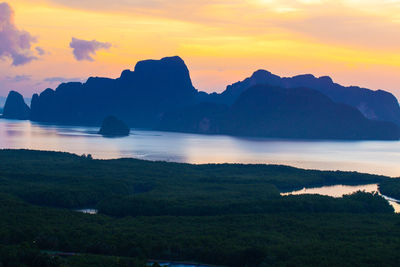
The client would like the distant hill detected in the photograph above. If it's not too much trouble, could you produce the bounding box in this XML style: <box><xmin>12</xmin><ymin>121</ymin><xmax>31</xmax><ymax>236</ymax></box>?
<box><xmin>217</xmin><ymin>70</ymin><xmax>400</xmax><ymax>126</ymax></box>
<box><xmin>3</xmin><ymin>56</ymin><xmax>400</xmax><ymax>140</ymax></box>
<box><xmin>159</xmin><ymin>85</ymin><xmax>400</xmax><ymax>140</ymax></box>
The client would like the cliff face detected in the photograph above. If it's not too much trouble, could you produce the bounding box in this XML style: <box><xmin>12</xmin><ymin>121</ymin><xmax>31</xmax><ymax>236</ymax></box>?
<box><xmin>2</xmin><ymin>91</ymin><xmax>30</xmax><ymax>120</ymax></box>
<box><xmin>218</xmin><ymin>70</ymin><xmax>400</xmax><ymax>126</ymax></box>
<box><xmin>30</xmin><ymin>56</ymin><xmax>198</xmax><ymax>127</ymax></box>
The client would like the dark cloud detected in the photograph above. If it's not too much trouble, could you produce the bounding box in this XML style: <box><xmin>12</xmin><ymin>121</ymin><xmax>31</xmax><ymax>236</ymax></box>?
<box><xmin>44</xmin><ymin>77</ymin><xmax>84</xmax><ymax>83</ymax></box>
<box><xmin>69</xmin><ymin>37</ymin><xmax>111</xmax><ymax>61</ymax></box>
<box><xmin>6</xmin><ymin>75</ymin><xmax>32</xmax><ymax>82</ymax></box>
<box><xmin>0</xmin><ymin>2</ymin><xmax>41</xmax><ymax>66</ymax></box>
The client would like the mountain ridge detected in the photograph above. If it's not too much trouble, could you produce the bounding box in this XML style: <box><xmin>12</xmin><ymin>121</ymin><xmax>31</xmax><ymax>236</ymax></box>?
<box><xmin>159</xmin><ymin>84</ymin><xmax>400</xmax><ymax>140</ymax></box>
<box><xmin>218</xmin><ymin>69</ymin><xmax>400</xmax><ymax>126</ymax></box>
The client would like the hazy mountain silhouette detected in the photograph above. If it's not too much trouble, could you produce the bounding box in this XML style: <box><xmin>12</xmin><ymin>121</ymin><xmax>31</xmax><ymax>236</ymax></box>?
<box><xmin>0</xmin><ymin>96</ymin><xmax>7</xmax><ymax>109</ymax></box>
<box><xmin>3</xmin><ymin>56</ymin><xmax>400</xmax><ymax>140</ymax></box>
<box><xmin>218</xmin><ymin>70</ymin><xmax>400</xmax><ymax>126</ymax></box>
<box><xmin>158</xmin><ymin>102</ymin><xmax>228</xmax><ymax>134</ymax></box>
<box><xmin>2</xmin><ymin>91</ymin><xmax>30</xmax><ymax>120</ymax></box>
<box><xmin>159</xmin><ymin>85</ymin><xmax>400</xmax><ymax>140</ymax></box>
<box><xmin>225</xmin><ymin>85</ymin><xmax>399</xmax><ymax>140</ymax></box>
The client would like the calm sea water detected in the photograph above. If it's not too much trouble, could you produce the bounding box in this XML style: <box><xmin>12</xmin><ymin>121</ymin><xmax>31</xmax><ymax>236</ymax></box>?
<box><xmin>1</xmin><ymin>119</ymin><xmax>400</xmax><ymax>177</ymax></box>
<box><xmin>281</xmin><ymin>184</ymin><xmax>400</xmax><ymax>212</ymax></box>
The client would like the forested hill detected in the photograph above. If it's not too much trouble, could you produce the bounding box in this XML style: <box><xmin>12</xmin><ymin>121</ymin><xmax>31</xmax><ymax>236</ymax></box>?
<box><xmin>1</xmin><ymin>149</ymin><xmax>400</xmax><ymax>266</ymax></box>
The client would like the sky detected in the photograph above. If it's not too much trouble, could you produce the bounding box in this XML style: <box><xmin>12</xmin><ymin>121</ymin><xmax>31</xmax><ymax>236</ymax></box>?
<box><xmin>1</xmin><ymin>0</ymin><xmax>400</xmax><ymax>100</ymax></box>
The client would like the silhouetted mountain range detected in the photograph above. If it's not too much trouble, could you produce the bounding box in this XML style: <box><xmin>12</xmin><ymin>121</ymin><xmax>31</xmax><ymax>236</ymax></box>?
<box><xmin>159</xmin><ymin>85</ymin><xmax>399</xmax><ymax>140</ymax></box>
<box><xmin>217</xmin><ymin>70</ymin><xmax>400</xmax><ymax>126</ymax></box>
<box><xmin>2</xmin><ymin>56</ymin><xmax>400</xmax><ymax>140</ymax></box>
<box><xmin>30</xmin><ymin>56</ymin><xmax>198</xmax><ymax>127</ymax></box>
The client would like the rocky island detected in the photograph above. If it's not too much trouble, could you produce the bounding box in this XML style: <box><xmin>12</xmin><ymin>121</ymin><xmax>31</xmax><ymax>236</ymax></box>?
<box><xmin>98</xmin><ymin>116</ymin><xmax>130</xmax><ymax>137</ymax></box>
<box><xmin>2</xmin><ymin>91</ymin><xmax>30</xmax><ymax>120</ymax></box>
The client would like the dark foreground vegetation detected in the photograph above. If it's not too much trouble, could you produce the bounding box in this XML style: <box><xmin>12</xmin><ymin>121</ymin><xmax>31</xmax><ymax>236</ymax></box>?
<box><xmin>380</xmin><ymin>179</ymin><xmax>400</xmax><ymax>200</ymax></box>
<box><xmin>0</xmin><ymin>149</ymin><xmax>400</xmax><ymax>266</ymax></box>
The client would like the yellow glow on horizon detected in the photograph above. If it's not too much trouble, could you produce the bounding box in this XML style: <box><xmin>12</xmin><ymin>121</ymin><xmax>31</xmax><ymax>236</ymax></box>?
<box><xmin>2</xmin><ymin>0</ymin><xmax>400</xmax><ymax>99</ymax></box>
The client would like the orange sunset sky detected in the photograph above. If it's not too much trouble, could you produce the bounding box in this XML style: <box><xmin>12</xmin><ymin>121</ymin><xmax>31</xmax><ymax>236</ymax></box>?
<box><xmin>1</xmin><ymin>0</ymin><xmax>400</xmax><ymax>99</ymax></box>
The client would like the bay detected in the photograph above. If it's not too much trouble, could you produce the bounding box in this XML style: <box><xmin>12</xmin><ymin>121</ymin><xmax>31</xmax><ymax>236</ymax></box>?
<box><xmin>1</xmin><ymin>119</ymin><xmax>399</xmax><ymax>177</ymax></box>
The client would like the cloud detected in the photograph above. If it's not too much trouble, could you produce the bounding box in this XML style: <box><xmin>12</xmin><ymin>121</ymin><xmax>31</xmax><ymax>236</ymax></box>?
<box><xmin>35</xmin><ymin>46</ymin><xmax>46</xmax><ymax>56</ymax></box>
<box><xmin>273</xmin><ymin>2</ymin><xmax>400</xmax><ymax>49</ymax></box>
<box><xmin>48</xmin><ymin>0</ymin><xmax>177</xmax><ymax>12</ymax></box>
<box><xmin>0</xmin><ymin>2</ymin><xmax>42</xmax><ymax>66</ymax></box>
<box><xmin>6</xmin><ymin>75</ymin><xmax>31</xmax><ymax>82</ymax></box>
<box><xmin>69</xmin><ymin>37</ymin><xmax>111</xmax><ymax>61</ymax></box>
<box><xmin>44</xmin><ymin>76</ymin><xmax>84</xmax><ymax>83</ymax></box>
<box><xmin>49</xmin><ymin>0</ymin><xmax>400</xmax><ymax>50</ymax></box>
